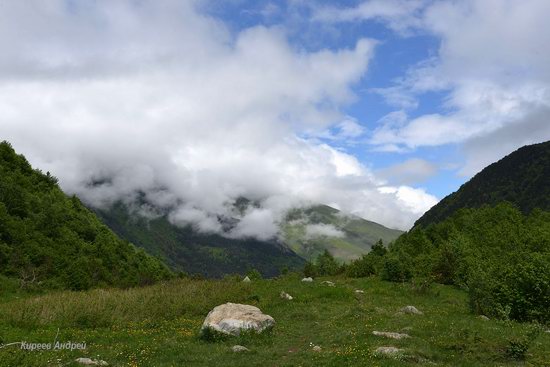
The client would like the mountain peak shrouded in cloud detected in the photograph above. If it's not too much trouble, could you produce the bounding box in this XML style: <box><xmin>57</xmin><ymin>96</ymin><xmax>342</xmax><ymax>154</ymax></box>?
<box><xmin>0</xmin><ymin>0</ymin><xmax>438</xmax><ymax>238</ymax></box>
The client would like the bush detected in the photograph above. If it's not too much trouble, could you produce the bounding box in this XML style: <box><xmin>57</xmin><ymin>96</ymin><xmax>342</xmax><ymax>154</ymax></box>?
<box><xmin>246</xmin><ymin>269</ymin><xmax>262</xmax><ymax>280</ymax></box>
<box><xmin>381</xmin><ymin>255</ymin><xmax>412</xmax><ymax>282</ymax></box>
<box><xmin>383</xmin><ymin>204</ymin><xmax>550</xmax><ymax>323</ymax></box>
<box><xmin>468</xmin><ymin>252</ymin><xmax>550</xmax><ymax>322</ymax></box>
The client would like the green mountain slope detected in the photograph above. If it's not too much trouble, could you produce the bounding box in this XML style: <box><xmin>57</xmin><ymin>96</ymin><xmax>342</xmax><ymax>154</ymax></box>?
<box><xmin>0</xmin><ymin>141</ymin><xmax>172</xmax><ymax>290</ymax></box>
<box><xmin>283</xmin><ymin>205</ymin><xmax>403</xmax><ymax>261</ymax></box>
<box><xmin>95</xmin><ymin>202</ymin><xmax>305</xmax><ymax>278</ymax></box>
<box><xmin>415</xmin><ymin>140</ymin><xmax>550</xmax><ymax>227</ymax></box>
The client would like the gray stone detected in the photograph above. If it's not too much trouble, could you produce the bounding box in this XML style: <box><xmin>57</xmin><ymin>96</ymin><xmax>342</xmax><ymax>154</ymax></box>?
<box><xmin>400</xmin><ymin>306</ymin><xmax>423</xmax><ymax>315</ymax></box>
<box><xmin>301</xmin><ymin>277</ymin><xmax>313</xmax><ymax>282</ymax></box>
<box><xmin>355</xmin><ymin>289</ymin><xmax>365</xmax><ymax>294</ymax></box>
<box><xmin>201</xmin><ymin>303</ymin><xmax>275</xmax><ymax>336</ymax></box>
<box><xmin>374</xmin><ymin>346</ymin><xmax>404</xmax><ymax>357</ymax></box>
<box><xmin>321</xmin><ymin>281</ymin><xmax>335</xmax><ymax>287</ymax></box>
<box><xmin>75</xmin><ymin>358</ymin><xmax>108</xmax><ymax>366</ymax></box>
<box><xmin>242</xmin><ymin>276</ymin><xmax>251</xmax><ymax>282</ymax></box>
<box><xmin>372</xmin><ymin>331</ymin><xmax>410</xmax><ymax>340</ymax></box>
<box><xmin>280</xmin><ymin>291</ymin><xmax>293</xmax><ymax>300</ymax></box>
<box><xmin>231</xmin><ymin>345</ymin><xmax>250</xmax><ymax>352</ymax></box>
<box><xmin>479</xmin><ymin>315</ymin><xmax>490</xmax><ymax>321</ymax></box>
<box><xmin>312</xmin><ymin>345</ymin><xmax>322</xmax><ymax>352</ymax></box>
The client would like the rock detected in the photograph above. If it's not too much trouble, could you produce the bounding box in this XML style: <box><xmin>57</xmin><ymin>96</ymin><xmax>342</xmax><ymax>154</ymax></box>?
<box><xmin>372</xmin><ymin>331</ymin><xmax>410</xmax><ymax>340</ymax></box>
<box><xmin>201</xmin><ymin>303</ymin><xmax>275</xmax><ymax>336</ymax></box>
<box><xmin>75</xmin><ymin>358</ymin><xmax>108</xmax><ymax>366</ymax></box>
<box><xmin>374</xmin><ymin>346</ymin><xmax>404</xmax><ymax>357</ymax></box>
<box><xmin>355</xmin><ymin>289</ymin><xmax>364</xmax><ymax>294</ymax></box>
<box><xmin>301</xmin><ymin>277</ymin><xmax>313</xmax><ymax>282</ymax></box>
<box><xmin>400</xmin><ymin>306</ymin><xmax>423</xmax><ymax>315</ymax></box>
<box><xmin>321</xmin><ymin>281</ymin><xmax>335</xmax><ymax>287</ymax></box>
<box><xmin>312</xmin><ymin>345</ymin><xmax>322</xmax><ymax>352</ymax></box>
<box><xmin>280</xmin><ymin>291</ymin><xmax>293</xmax><ymax>300</ymax></box>
<box><xmin>242</xmin><ymin>276</ymin><xmax>251</xmax><ymax>282</ymax></box>
<box><xmin>231</xmin><ymin>345</ymin><xmax>250</xmax><ymax>353</ymax></box>
<box><xmin>545</xmin><ymin>329</ymin><xmax>550</xmax><ymax>334</ymax></box>
<box><xmin>479</xmin><ymin>315</ymin><xmax>490</xmax><ymax>321</ymax></box>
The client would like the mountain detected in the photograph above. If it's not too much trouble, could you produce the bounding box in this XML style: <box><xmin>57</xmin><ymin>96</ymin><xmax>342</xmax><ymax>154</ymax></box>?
<box><xmin>0</xmin><ymin>141</ymin><xmax>172</xmax><ymax>290</ymax></box>
<box><xmin>95</xmin><ymin>201</ymin><xmax>402</xmax><ymax>277</ymax></box>
<box><xmin>94</xmin><ymin>202</ymin><xmax>306</xmax><ymax>278</ymax></box>
<box><xmin>415</xmin><ymin>140</ymin><xmax>550</xmax><ymax>227</ymax></box>
<box><xmin>282</xmin><ymin>205</ymin><xmax>403</xmax><ymax>261</ymax></box>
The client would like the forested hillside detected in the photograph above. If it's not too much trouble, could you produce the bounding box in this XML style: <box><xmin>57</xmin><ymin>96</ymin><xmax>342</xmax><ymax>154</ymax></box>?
<box><xmin>95</xmin><ymin>202</ymin><xmax>306</xmax><ymax>278</ymax></box>
<box><xmin>415</xmin><ymin>140</ymin><xmax>550</xmax><ymax>227</ymax></box>
<box><xmin>0</xmin><ymin>141</ymin><xmax>172</xmax><ymax>290</ymax></box>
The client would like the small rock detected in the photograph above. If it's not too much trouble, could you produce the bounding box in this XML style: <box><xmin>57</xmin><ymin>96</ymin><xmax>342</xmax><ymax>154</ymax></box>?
<box><xmin>479</xmin><ymin>315</ymin><xmax>490</xmax><ymax>321</ymax></box>
<box><xmin>400</xmin><ymin>306</ymin><xmax>423</xmax><ymax>315</ymax></box>
<box><xmin>312</xmin><ymin>345</ymin><xmax>322</xmax><ymax>352</ymax></box>
<box><xmin>301</xmin><ymin>277</ymin><xmax>313</xmax><ymax>282</ymax></box>
<box><xmin>355</xmin><ymin>289</ymin><xmax>364</xmax><ymax>294</ymax></box>
<box><xmin>321</xmin><ymin>281</ymin><xmax>335</xmax><ymax>287</ymax></box>
<box><xmin>75</xmin><ymin>358</ymin><xmax>108</xmax><ymax>366</ymax></box>
<box><xmin>242</xmin><ymin>276</ymin><xmax>251</xmax><ymax>282</ymax></box>
<box><xmin>280</xmin><ymin>291</ymin><xmax>293</xmax><ymax>300</ymax></box>
<box><xmin>372</xmin><ymin>331</ymin><xmax>410</xmax><ymax>340</ymax></box>
<box><xmin>545</xmin><ymin>329</ymin><xmax>550</xmax><ymax>334</ymax></box>
<box><xmin>374</xmin><ymin>346</ymin><xmax>404</xmax><ymax>357</ymax></box>
<box><xmin>201</xmin><ymin>303</ymin><xmax>275</xmax><ymax>336</ymax></box>
<box><xmin>231</xmin><ymin>345</ymin><xmax>250</xmax><ymax>353</ymax></box>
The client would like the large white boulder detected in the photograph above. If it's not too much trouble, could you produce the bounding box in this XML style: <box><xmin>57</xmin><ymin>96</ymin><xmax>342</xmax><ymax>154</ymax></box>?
<box><xmin>201</xmin><ymin>303</ymin><xmax>275</xmax><ymax>336</ymax></box>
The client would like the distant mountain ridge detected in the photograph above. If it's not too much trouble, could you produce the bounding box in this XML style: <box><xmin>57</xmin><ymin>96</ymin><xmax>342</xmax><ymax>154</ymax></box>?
<box><xmin>282</xmin><ymin>205</ymin><xmax>403</xmax><ymax>261</ymax></box>
<box><xmin>95</xmin><ymin>201</ymin><xmax>403</xmax><ymax>277</ymax></box>
<box><xmin>415</xmin><ymin>140</ymin><xmax>550</xmax><ymax>227</ymax></box>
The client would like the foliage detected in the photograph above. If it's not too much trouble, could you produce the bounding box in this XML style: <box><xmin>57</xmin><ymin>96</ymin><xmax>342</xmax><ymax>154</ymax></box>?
<box><xmin>387</xmin><ymin>203</ymin><xmax>550</xmax><ymax>323</ymax></box>
<box><xmin>0</xmin><ymin>141</ymin><xmax>173</xmax><ymax>291</ymax></box>
<box><xmin>246</xmin><ymin>268</ymin><xmax>262</xmax><ymax>280</ymax></box>
<box><xmin>303</xmin><ymin>250</ymin><xmax>343</xmax><ymax>277</ymax></box>
<box><xmin>345</xmin><ymin>240</ymin><xmax>387</xmax><ymax>278</ymax></box>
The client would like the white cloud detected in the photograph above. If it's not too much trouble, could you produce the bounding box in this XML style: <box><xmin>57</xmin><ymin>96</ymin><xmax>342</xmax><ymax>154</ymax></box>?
<box><xmin>0</xmin><ymin>0</ymin><xmax>439</xmax><ymax>237</ymax></box>
<box><xmin>304</xmin><ymin>223</ymin><xmax>345</xmax><ymax>239</ymax></box>
<box><xmin>378</xmin><ymin>186</ymin><xmax>438</xmax><ymax>215</ymax></box>
<box><xmin>323</xmin><ymin>0</ymin><xmax>550</xmax><ymax>176</ymax></box>
<box><xmin>313</xmin><ymin>0</ymin><xmax>428</xmax><ymax>35</ymax></box>
<box><xmin>377</xmin><ymin>158</ymin><xmax>438</xmax><ymax>185</ymax></box>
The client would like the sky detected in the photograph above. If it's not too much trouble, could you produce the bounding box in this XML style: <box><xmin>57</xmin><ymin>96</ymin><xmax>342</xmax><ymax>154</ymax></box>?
<box><xmin>1</xmin><ymin>0</ymin><xmax>549</xmax><ymax>239</ymax></box>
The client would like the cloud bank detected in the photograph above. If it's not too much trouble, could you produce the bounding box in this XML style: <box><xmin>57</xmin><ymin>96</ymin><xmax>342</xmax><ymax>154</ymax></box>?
<box><xmin>340</xmin><ymin>0</ymin><xmax>550</xmax><ymax>175</ymax></box>
<box><xmin>0</xmin><ymin>0</ymin><xmax>437</xmax><ymax>240</ymax></box>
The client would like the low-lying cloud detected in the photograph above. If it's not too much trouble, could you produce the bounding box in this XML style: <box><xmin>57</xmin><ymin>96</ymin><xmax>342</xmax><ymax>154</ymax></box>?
<box><xmin>0</xmin><ymin>0</ymin><xmax>438</xmax><ymax>239</ymax></box>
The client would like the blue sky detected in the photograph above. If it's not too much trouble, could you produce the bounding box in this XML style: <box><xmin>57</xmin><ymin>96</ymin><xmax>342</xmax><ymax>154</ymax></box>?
<box><xmin>205</xmin><ymin>1</ymin><xmax>468</xmax><ymax>199</ymax></box>
<box><xmin>1</xmin><ymin>0</ymin><xmax>549</xmax><ymax>234</ymax></box>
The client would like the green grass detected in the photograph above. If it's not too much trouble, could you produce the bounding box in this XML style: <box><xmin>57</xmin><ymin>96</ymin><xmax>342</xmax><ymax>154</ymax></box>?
<box><xmin>0</xmin><ymin>276</ymin><xmax>549</xmax><ymax>366</ymax></box>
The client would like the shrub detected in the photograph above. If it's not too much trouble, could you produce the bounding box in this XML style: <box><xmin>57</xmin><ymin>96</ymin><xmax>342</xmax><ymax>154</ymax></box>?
<box><xmin>381</xmin><ymin>255</ymin><xmax>412</xmax><ymax>282</ymax></box>
<box><xmin>246</xmin><ymin>269</ymin><xmax>262</xmax><ymax>280</ymax></box>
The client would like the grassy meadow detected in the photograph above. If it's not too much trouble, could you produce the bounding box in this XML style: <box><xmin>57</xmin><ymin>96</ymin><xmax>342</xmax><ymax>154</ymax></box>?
<box><xmin>0</xmin><ymin>275</ymin><xmax>549</xmax><ymax>366</ymax></box>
